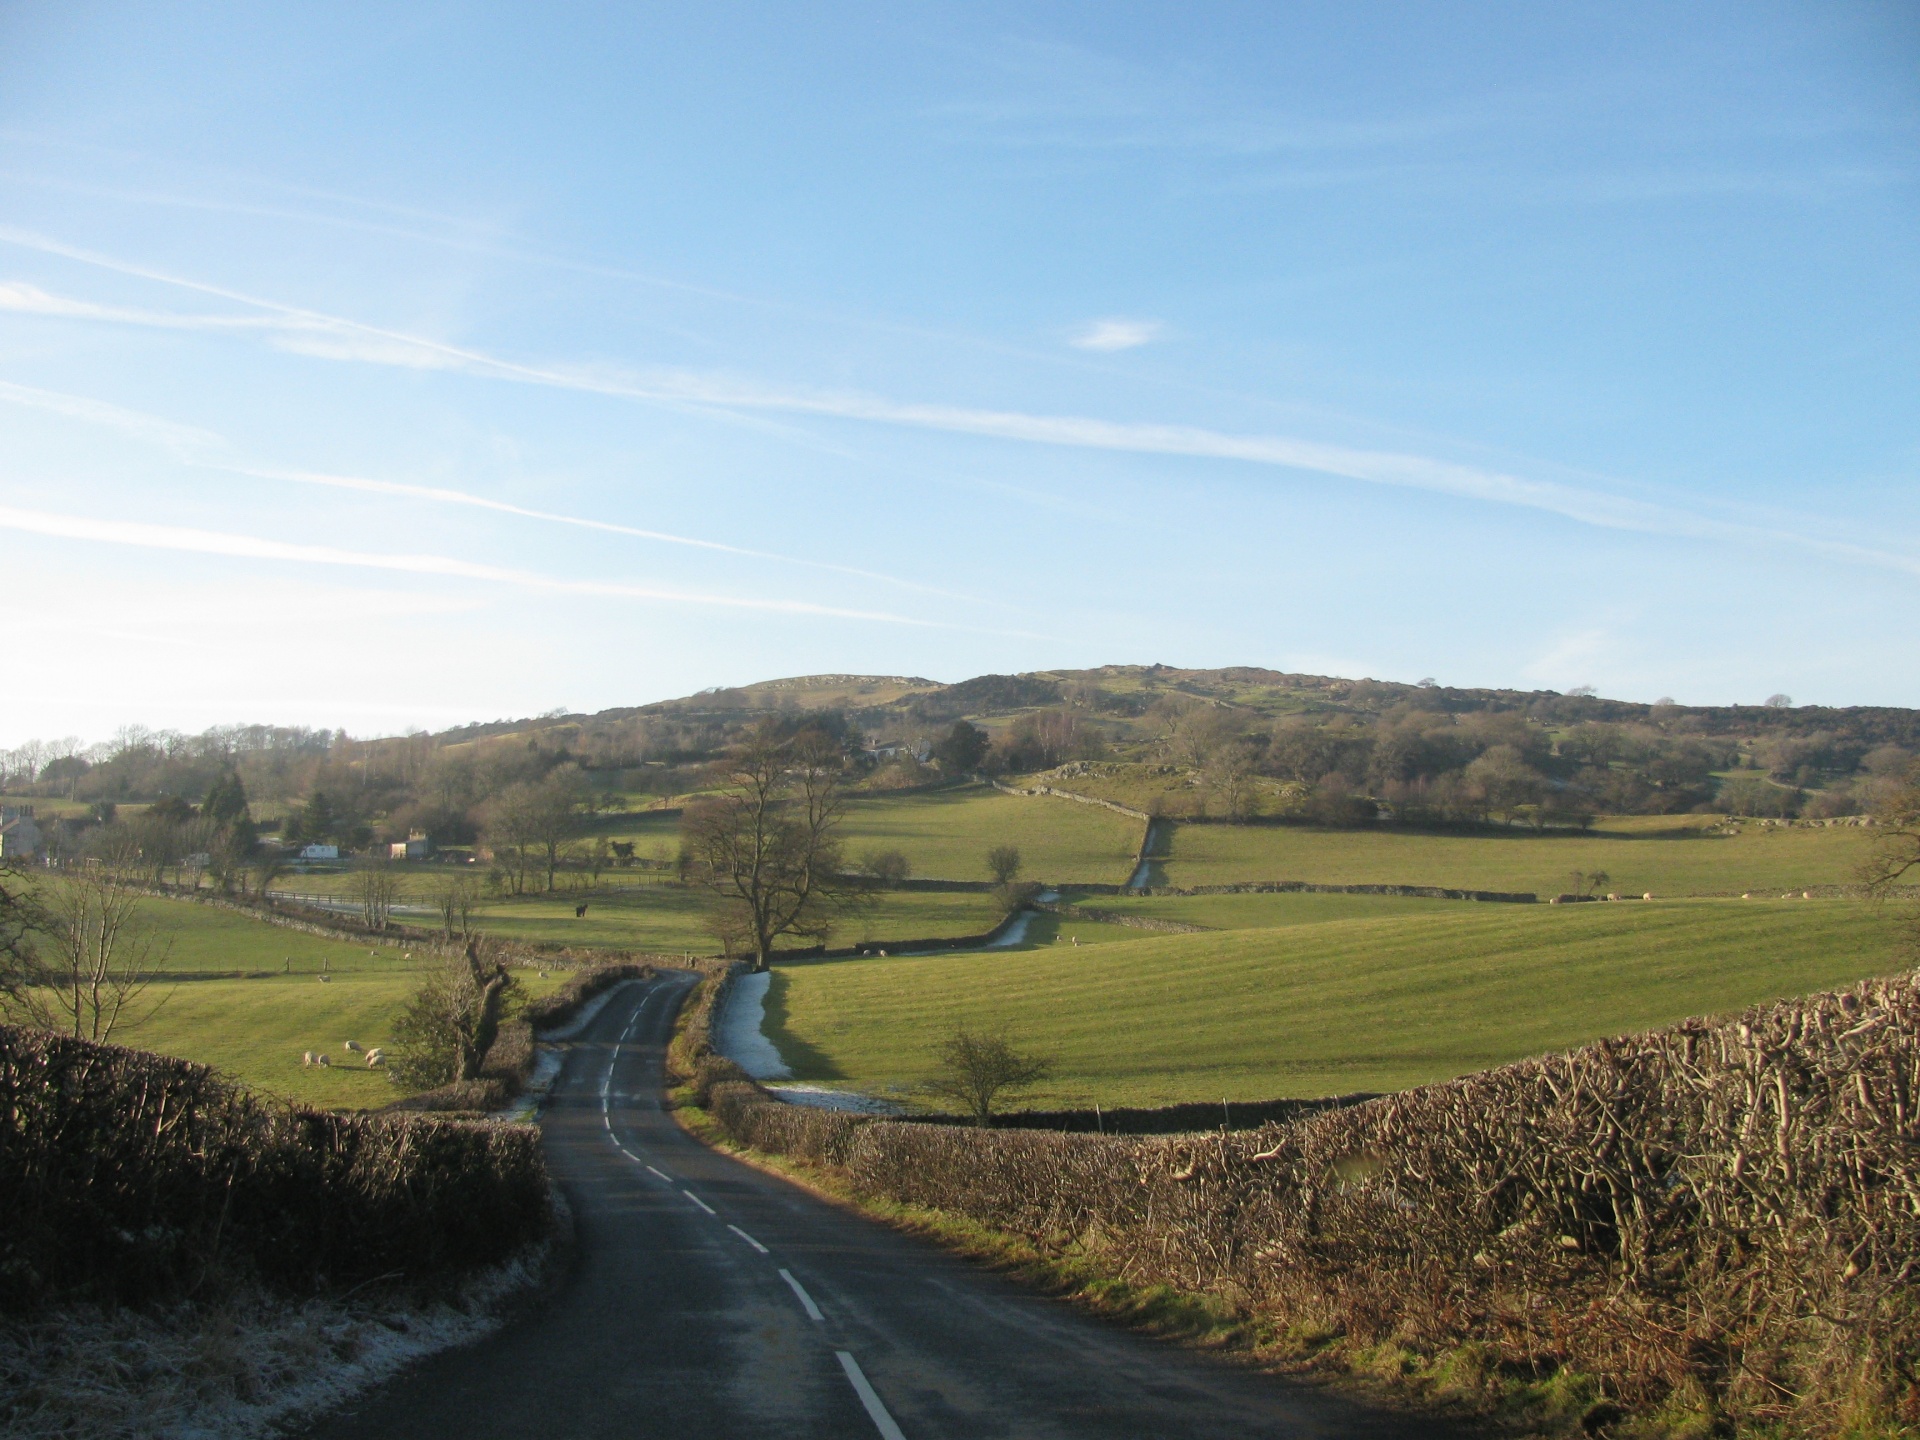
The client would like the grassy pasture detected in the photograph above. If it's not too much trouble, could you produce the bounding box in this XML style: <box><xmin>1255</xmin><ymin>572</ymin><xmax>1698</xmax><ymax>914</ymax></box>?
<box><xmin>22</xmin><ymin>894</ymin><xmax>569</xmax><ymax>1107</ymax></box>
<box><xmin>1160</xmin><ymin>815</ymin><xmax>1875</xmax><ymax>897</ymax></box>
<box><xmin>838</xmin><ymin>785</ymin><xmax>1143</xmax><ymax>885</ymax></box>
<box><xmin>1072</xmin><ymin>889</ymin><xmax>1447</xmax><ymax>930</ymax></box>
<box><xmin>464</xmin><ymin>885</ymin><xmax>1004</xmax><ymax>953</ymax></box>
<box><xmin>766</xmin><ymin>899</ymin><xmax>1906</xmax><ymax>1107</ymax></box>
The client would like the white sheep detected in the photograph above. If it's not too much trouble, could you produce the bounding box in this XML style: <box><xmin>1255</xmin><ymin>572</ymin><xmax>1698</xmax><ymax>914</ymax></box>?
<box><xmin>318</xmin><ymin>975</ymin><xmax>331</xmax><ymax>983</ymax></box>
<box><xmin>1643</xmin><ymin>892</ymin><xmax>1654</xmax><ymax>901</ymax></box>
<box><xmin>1802</xmin><ymin>891</ymin><xmax>1812</xmax><ymax>900</ymax></box>
<box><xmin>365</xmin><ymin>1049</ymin><xmax>385</xmax><ymax>1068</ymax></box>
<box><xmin>343</xmin><ymin>1039</ymin><xmax>363</xmax><ymax>1054</ymax></box>
<box><xmin>1606</xmin><ymin>893</ymin><xmax>1621</xmax><ymax>902</ymax></box>
<box><xmin>316</xmin><ymin>1054</ymin><xmax>331</xmax><ymax>1067</ymax></box>
<box><xmin>302</xmin><ymin>1051</ymin><xmax>316</xmax><ymax>1067</ymax></box>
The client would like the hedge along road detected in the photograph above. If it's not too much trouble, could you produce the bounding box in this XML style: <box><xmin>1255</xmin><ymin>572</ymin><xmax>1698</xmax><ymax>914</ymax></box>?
<box><xmin>302</xmin><ymin>973</ymin><xmax>1457</xmax><ymax>1440</ymax></box>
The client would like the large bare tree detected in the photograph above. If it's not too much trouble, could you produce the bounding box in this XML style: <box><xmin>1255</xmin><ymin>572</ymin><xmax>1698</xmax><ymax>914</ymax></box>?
<box><xmin>680</xmin><ymin>720</ymin><xmax>862</xmax><ymax>971</ymax></box>
<box><xmin>36</xmin><ymin>868</ymin><xmax>170</xmax><ymax>1043</ymax></box>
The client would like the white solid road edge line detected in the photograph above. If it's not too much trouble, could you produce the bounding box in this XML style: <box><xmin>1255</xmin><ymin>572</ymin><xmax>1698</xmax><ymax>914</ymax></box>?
<box><xmin>836</xmin><ymin>1351</ymin><xmax>908</xmax><ymax>1440</ymax></box>
<box><xmin>647</xmin><ymin>1165</ymin><xmax>671</xmax><ymax>1181</ymax></box>
<box><xmin>683</xmin><ymin>1189</ymin><xmax>717</xmax><ymax>1215</ymax></box>
<box><xmin>728</xmin><ymin>1224</ymin><xmax>770</xmax><ymax>1254</ymax></box>
<box><xmin>779</xmin><ymin>1268</ymin><xmax>825</xmax><ymax>1322</ymax></box>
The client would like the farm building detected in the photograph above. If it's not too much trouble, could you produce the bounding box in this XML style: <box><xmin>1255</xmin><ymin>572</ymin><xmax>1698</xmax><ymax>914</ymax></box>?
<box><xmin>0</xmin><ymin>806</ymin><xmax>42</xmax><ymax>860</ymax></box>
<box><xmin>389</xmin><ymin>833</ymin><xmax>433</xmax><ymax>860</ymax></box>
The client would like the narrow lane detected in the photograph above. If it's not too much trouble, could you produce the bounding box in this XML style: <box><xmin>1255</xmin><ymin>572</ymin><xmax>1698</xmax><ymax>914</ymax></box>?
<box><xmin>305</xmin><ymin>972</ymin><xmax>1459</xmax><ymax>1439</ymax></box>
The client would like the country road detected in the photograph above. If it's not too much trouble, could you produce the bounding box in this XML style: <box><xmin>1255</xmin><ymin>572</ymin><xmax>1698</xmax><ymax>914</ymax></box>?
<box><xmin>304</xmin><ymin>972</ymin><xmax>1459</xmax><ymax>1439</ymax></box>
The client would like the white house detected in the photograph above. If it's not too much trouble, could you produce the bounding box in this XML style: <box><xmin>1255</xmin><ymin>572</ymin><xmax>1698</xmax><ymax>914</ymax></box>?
<box><xmin>0</xmin><ymin>806</ymin><xmax>42</xmax><ymax>861</ymax></box>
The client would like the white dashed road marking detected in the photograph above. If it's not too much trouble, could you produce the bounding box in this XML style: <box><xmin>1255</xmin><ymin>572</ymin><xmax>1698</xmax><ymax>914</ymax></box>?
<box><xmin>780</xmin><ymin>1268</ymin><xmax>824</xmax><ymax>1322</ymax></box>
<box><xmin>728</xmin><ymin>1224</ymin><xmax>769</xmax><ymax>1254</ymax></box>
<box><xmin>836</xmin><ymin>1351</ymin><xmax>908</xmax><ymax>1440</ymax></box>
<box><xmin>684</xmin><ymin>1190</ymin><xmax>717</xmax><ymax>1215</ymax></box>
<box><xmin>647</xmin><ymin>1165</ymin><xmax>671</xmax><ymax>1182</ymax></box>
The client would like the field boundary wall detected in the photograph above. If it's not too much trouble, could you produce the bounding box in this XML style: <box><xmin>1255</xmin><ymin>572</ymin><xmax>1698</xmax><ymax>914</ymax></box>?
<box><xmin>1143</xmin><ymin>879</ymin><xmax>1538</xmax><ymax>902</ymax></box>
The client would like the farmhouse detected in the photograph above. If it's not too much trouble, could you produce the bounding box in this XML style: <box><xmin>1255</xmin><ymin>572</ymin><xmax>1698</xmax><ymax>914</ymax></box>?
<box><xmin>389</xmin><ymin>832</ymin><xmax>433</xmax><ymax>861</ymax></box>
<box><xmin>0</xmin><ymin>806</ymin><xmax>42</xmax><ymax>860</ymax></box>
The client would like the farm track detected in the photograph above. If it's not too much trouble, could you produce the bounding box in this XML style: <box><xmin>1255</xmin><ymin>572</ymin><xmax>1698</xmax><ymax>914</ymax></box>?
<box><xmin>300</xmin><ymin>973</ymin><xmax>1457</xmax><ymax>1439</ymax></box>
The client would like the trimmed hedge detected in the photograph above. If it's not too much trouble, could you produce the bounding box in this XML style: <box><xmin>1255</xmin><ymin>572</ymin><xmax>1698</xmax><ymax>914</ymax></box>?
<box><xmin>704</xmin><ymin>970</ymin><xmax>1920</xmax><ymax>1432</ymax></box>
<box><xmin>0</xmin><ymin>1026</ymin><xmax>550</xmax><ymax>1312</ymax></box>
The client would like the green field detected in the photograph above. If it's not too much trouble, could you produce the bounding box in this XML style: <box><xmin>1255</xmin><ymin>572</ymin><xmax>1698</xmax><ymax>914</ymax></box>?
<box><xmin>837</xmin><ymin>785</ymin><xmax>1143</xmax><ymax>884</ymax></box>
<box><xmin>461</xmin><ymin>885</ymin><xmax>1002</xmax><ymax>954</ymax></box>
<box><xmin>30</xmin><ymin>896</ymin><xmax>568</xmax><ymax>1108</ymax></box>
<box><xmin>766</xmin><ymin>899</ymin><xmax>1907</xmax><ymax>1107</ymax></box>
<box><xmin>1159</xmin><ymin>815</ymin><xmax>1875</xmax><ymax>896</ymax></box>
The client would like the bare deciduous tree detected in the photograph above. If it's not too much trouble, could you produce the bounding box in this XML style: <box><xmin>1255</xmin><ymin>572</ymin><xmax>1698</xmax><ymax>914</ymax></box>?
<box><xmin>985</xmin><ymin>845</ymin><xmax>1022</xmax><ymax>887</ymax></box>
<box><xmin>39</xmin><ymin>869</ymin><xmax>170</xmax><ymax>1043</ymax></box>
<box><xmin>680</xmin><ymin>720</ymin><xmax>861</xmax><ymax>971</ymax></box>
<box><xmin>858</xmin><ymin>848</ymin><xmax>912</xmax><ymax>886</ymax></box>
<box><xmin>921</xmin><ymin>1030</ymin><xmax>1052</xmax><ymax>1127</ymax></box>
<box><xmin>356</xmin><ymin>857</ymin><xmax>399</xmax><ymax>930</ymax></box>
<box><xmin>434</xmin><ymin>873</ymin><xmax>480</xmax><ymax>939</ymax></box>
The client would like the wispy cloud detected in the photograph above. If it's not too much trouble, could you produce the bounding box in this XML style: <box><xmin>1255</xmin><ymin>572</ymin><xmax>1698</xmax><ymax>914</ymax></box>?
<box><xmin>1069</xmin><ymin>318</ymin><xmax>1162</xmax><ymax>351</ymax></box>
<box><xmin>0</xmin><ymin>503</ymin><xmax>933</xmax><ymax>624</ymax></box>
<box><xmin>0</xmin><ymin>379</ymin><xmax>224</xmax><ymax>457</ymax></box>
<box><xmin>6</xmin><ymin>226</ymin><xmax>1919</xmax><ymax>583</ymax></box>
<box><xmin>0</xmin><ymin>377</ymin><xmax>971</xmax><ymax>600</ymax></box>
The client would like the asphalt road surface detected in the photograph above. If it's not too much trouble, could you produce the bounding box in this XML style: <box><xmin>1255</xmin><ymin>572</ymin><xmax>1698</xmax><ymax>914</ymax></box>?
<box><xmin>305</xmin><ymin>972</ymin><xmax>1458</xmax><ymax>1439</ymax></box>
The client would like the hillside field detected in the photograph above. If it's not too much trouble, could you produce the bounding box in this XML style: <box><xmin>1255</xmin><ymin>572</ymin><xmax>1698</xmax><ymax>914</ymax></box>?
<box><xmin>837</xmin><ymin>785</ymin><xmax>1143</xmax><ymax>884</ymax></box>
<box><xmin>1159</xmin><ymin>814</ymin><xmax>1875</xmax><ymax>896</ymax></box>
<box><xmin>765</xmin><ymin>898</ymin><xmax>1908</xmax><ymax>1107</ymax></box>
<box><xmin>29</xmin><ymin>896</ymin><xmax>569</xmax><ymax>1107</ymax></box>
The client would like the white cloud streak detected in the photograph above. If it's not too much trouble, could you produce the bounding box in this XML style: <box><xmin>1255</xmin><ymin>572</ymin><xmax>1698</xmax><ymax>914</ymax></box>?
<box><xmin>0</xmin><ymin>377</ymin><xmax>971</xmax><ymax>600</ymax></box>
<box><xmin>0</xmin><ymin>503</ymin><xmax>931</xmax><ymax>625</ymax></box>
<box><xmin>5</xmin><ymin>224</ymin><xmax>1918</xmax><ymax>582</ymax></box>
<box><xmin>1070</xmin><ymin>318</ymin><xmax>1162</xmax><ymax>351</ymax></box>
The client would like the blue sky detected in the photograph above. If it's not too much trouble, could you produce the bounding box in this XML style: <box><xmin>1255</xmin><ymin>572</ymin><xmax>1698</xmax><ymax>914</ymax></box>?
<box><xmin>1</xmin><ymin>2</ymin><xmax>1916</xmax><ymax>744</ymax></box>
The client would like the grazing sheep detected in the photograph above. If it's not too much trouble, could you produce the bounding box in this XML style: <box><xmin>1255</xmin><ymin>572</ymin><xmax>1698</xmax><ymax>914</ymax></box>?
<box><xmin>1643</xmin><ymin>892</ymin><xmax>1654</xmax><ymax>901</ymax></box>
<box><xmin>365</xmin><ymin>1049</ymin><xmax>385</xmax><ymax>1068</ymax></box>
<box><xmin>1742</xmin><ymin>892</ymin><xmax>1753</xmax><ymax>900</ymax></box>
<box><xmin>1548</xmin><ymin>896</ymin><xmax>1562</xmax><ymax>905</ymax></box>
<box><xmin>344</xmin><ymin>1039</ymin><xmax>363</xmax><ymax>1054</ymax></box>
<box><xmin>1802</xmin><ymin>891</ymin><xmax>1813</xmax><ymax>900</ymax></box>
<box><xmin>318</xmin><ymin>974</ymin><xmax>331</xmax><ymax>983</ymax></box>
<box><xmin>302</xmin><ymin>1051</ymin><xmax>316</xmax><ymax>1067</ymax></box>
<box><xmin>1606</xmin><ymin>893</ymin><xmax>1621</xmax><ymax>902</ymax></box>
<box><xmin>316</xmin><ymin>1054</ymin><xmax>331</xmax><ymax>1067</ymax></box>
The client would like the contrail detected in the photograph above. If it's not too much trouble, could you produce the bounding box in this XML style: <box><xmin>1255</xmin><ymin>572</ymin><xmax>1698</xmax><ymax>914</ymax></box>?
<box><xmin>0</xmin><ymin>503</ymin><xmax>934</xmax><ymax>624</ymax></box>
<box><xmin>6</xmin><ymin>224</ymin><xmax>1916</xmax><ymax>581</ymax></box>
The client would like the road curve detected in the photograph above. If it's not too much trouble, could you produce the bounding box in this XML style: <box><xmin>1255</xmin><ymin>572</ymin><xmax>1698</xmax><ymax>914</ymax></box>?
<box><xmin>303</xmin><ymin>971</ymin><xmax>1458</xmax><ymax>1439</ymax></box>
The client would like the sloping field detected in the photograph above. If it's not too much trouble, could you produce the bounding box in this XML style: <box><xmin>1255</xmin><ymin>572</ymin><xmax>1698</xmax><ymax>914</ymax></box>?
<box><xmin>837</xmin><ymin>785</ymin><xmax>1143</xmax><ymax>884</ymax></box>
<box><xmin>766</xmin><ymin>899</ymin><xmax>1904</xmax><ymax>1106</ymax></box>
<box><xmin>468</xmin><ymin>886</ymin><xmax>1002</xmax><ymax>953</ymax></box>
<box><xmin>1161</xmin><ymin>814</ymin><xmax>1874</xmax><ymax>896</ymax></box>
<box><xmin>41</xmin><ymin>896</ymin><xmax>566</xmax><ymax>1106</ymax></box>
